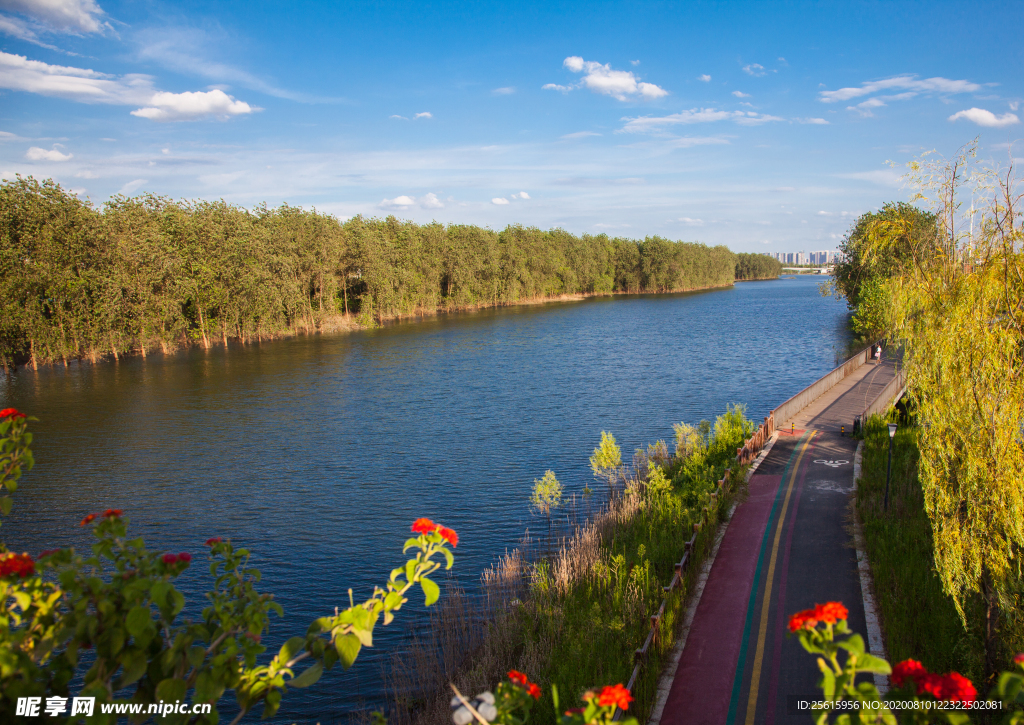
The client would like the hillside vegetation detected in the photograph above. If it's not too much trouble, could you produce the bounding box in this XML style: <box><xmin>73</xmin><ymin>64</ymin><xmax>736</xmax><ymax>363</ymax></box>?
<box><xmin>0</xmin><ymin>176</ymin><xmax>768</xmax><ymax>368</ymax></box>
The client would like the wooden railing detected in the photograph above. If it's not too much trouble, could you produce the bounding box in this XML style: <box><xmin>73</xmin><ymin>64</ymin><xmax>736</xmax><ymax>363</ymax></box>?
<box><xmin>619</xmin><ymin>468</ymin><xmax>734</xmax><ymax>711</ymax></box>
<box><xmin>771</xmin><ymin>342</ymin><xmax>877</xmax><ymax>427</ymax></box>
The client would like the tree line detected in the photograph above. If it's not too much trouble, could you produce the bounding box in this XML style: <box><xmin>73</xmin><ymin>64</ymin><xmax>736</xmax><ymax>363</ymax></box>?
<box><xmin>0</xmin><ymin>176</ymin><xmax>774</xmax><ymax>369</ymax></box>
<box><xmin>734</xmin><ymin>252</ymin><xmax>782</xmax><ymax>280</ymax></box>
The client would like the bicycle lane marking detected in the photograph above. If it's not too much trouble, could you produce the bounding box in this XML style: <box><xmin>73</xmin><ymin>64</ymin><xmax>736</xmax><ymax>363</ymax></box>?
<box><xmin>724</xmin><ymin>430</ymin><xmax>815</xmax><ymax>725</ymax></box>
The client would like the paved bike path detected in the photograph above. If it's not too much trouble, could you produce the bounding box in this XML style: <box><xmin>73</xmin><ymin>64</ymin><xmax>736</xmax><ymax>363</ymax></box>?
<box><xmin>659</xmin><ymin>429</ymin><xmax>866</xmax><ymax>724</ymax></box>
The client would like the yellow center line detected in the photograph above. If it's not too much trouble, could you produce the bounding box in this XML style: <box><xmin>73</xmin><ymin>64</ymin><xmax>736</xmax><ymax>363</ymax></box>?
<box><xmin>743</xmin><ymin>431</ymin><xmax>816</xmax><ymax>725</ymax></box>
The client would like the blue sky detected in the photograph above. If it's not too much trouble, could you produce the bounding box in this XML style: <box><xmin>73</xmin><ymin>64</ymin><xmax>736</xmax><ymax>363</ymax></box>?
<box><xmin>0</xmin><ymin>0</ymin><xmax>1021</xmax><ymax>253</ymax></box>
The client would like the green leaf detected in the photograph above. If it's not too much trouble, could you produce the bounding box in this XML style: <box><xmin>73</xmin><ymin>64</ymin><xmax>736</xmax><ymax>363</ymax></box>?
<box><xmin>819</xmin><ymin>662</ymin><xmax>836</xmax><ymax>700</ymax></box>
<box><xmin>420</xmin><ymin>577</ymin><xmax>440</xmax><ymax>606</ymax></box>
<box><xmin>155</xmin><ymin>677</ymin><xmax>187</xmax><ymax>704</ymax></box>
<box><xmin>442</xmin><ymin>547</ymin><xmax>454</xmax><ymax>570</ymax></box>
<box><xmin>335</xmin><ymin>633</ymin><xmax>361</xmax><ymax>669</ymax></box>
<box><xmin>289</xmin><ymin>662</ymin><xmax>323</xmax><ymax>689</ymax></box>
<box><xmin>402</xmin><ymin>537</ymin><xmax>420</xmax><ymax>553</ymax></box>
<box><xmin>114</xmin><ymin>648</ymin><xmax>148</xmax><ymax>689</ymax></box>
<box><xmin>353</xmin><ymin>625</ymin><xmax>373</xmax><ymax>647</ymax></box>
<box><xmin>0</xmin><ymin>497</ymin><xmax>11</xmax><ymax>515</ymax></box>
<box><xmin>278</xmin><ymin>636</ymin><xmax>305</xmax><ymax>664</ymax></box>
<box><xmin>126</xmin><ymin>605</ymin><xmax>153</xmax><ymax>640</ymax></box>
<box><xmin>837</xmin><ymin>634</ymin><xmax>865</xmax><ymax>656</ymax></box>
<box><xmin>383</xmin><ymin>591</ymin><xmax>404</xmax><ymax>611</ymax></box>
<box><xmin>853</xmin><ymin>653</ymin><xmax>891</xmax><ymax>675</ymax></box>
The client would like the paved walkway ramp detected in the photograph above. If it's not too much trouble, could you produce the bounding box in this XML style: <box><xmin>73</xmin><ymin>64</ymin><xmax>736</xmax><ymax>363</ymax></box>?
<box><xmin>655</xmin><ymin>353</ymin><xmax>899</xmax><ymax>725</ymax></box>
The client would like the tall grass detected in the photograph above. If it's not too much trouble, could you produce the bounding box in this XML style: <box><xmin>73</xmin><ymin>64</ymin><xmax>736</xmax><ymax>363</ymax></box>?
<box><xmin>381</xmin><ymin>406</ymin><xmax>753</xmax><ymax>723</ymax></box>
<box><xmin>856</xmin><ymin>414</ymin><xmax>985</xmax><ymax>684</ymax></box>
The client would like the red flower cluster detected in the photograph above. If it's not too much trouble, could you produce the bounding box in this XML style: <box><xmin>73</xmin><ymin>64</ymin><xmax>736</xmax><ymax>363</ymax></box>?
<box><xmin>162</xmin><ymin>552</ymin><xmax>192</xmax><ymax>565</ymax></box>
<box><xmin>79</xmin><ymin>509</ymin><xmax>124</xmax><ymax>527</ymax></box>
<box><xmin>205</xmin><ymin>537</ymin><xmax>222</xmax><ymax>546</ymax></box>
<box><xmin>0</xmin><ymin>552</ymin><xmax>35</xmax><ymax>578</ymax></box>
<box><xmin>597</xmin><ymin>684</ymin><xmax>633</xmax><ymax>710</ymax></box>
<box><xmin>506</xmin><ymin>670</ymin><xmax>541</xmax><ymax>699</ymax></box>
<box><xmin>891</xmin><ymin>659</ymin><xmax>976</xmax><ymax>703</ymax></box>
<box><xmin>1015</xmin><ymin>653</ymin><xmax>1024</xmax><ymax>665</ymax></box>
<box><xmin>410</xmin><ymin>518</ymin><xmax>459</xmax><ymax>548</ymax></box>
<box><xmin>0</xmin><ymin>408</ymin><xmax>25</xmax><ymax>420</ymax></box>
<box><xmin>788</xmin><ymin>602</ymin><xmax>849</xmax><ymax>632</ymax></box>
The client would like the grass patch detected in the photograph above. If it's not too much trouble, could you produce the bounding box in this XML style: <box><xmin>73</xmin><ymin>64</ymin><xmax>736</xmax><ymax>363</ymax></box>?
<box><xmin>385</xmin><ymin>406</ymin><xmax>754</xmax><ymax>723</ymax></box>
<box><xmin>856</xmin><ymin>414</ymin><xmax>985</xmax><ymax>683</ymax></box>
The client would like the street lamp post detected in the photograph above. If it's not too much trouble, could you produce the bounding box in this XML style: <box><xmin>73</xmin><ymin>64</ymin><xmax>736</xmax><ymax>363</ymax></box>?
<box><xmin>884</xmin><ymin>423</ymin><xmax>898</xmax><ymax>511</ymax></box>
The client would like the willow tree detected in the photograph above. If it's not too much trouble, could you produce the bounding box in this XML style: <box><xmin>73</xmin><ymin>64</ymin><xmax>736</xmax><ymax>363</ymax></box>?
<box><xmin>868</xmin><ymin>142</ymin><xmax>1024</xmax><ymax>676</ymax></box>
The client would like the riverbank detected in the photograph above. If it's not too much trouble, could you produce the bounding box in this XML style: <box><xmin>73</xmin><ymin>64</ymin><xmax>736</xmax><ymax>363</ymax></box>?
<box><xmin>9</xmin><ymin>282</ymin><xmax>746</xmax><ymax>371</ymax></box>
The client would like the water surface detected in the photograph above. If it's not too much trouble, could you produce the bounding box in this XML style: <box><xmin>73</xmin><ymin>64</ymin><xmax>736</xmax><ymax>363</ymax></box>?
<box><xmin>0</xmin><ymin>275</ymin><xmax>852</xmax><ymax>720</ymax></box>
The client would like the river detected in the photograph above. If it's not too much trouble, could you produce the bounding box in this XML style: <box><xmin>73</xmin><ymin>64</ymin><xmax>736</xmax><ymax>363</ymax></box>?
<box><xmin>0</xmin><ymin>275</ymin><xmax>852</xmax><ymax>721</ymax></box>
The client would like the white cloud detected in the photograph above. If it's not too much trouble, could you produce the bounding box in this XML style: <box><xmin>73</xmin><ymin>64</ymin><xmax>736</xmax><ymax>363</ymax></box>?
<box><xmin>492</xmin><ymin>86</ymin><xmax>515</xmax><ymax>95</ymax></box>
<box><xmin>414</xmin><ymin>111</ymin><xmax>432</xmax><ymax>119</ymax></box>
<box><xmin>0</xmin><ymin>0</ymin><xmax>111</xmax><ymax>36</ymax></box>
<box><xmin>491</xmin><ymin>197</ymin><xmax>509</xmax><ymax>205</ymax></box>
<box><xmin>0</xmin><ymin>51</ymin><xmax>255</xmax><ymax>122</ymax></box>
<box><xmin>117</xmin><ymin>178</ymin><xmax>147</xmax><ymax>195</ymax></box>
<box><xmin>390</xmin><ymin>114</ymin><xmax>408</xmax><ymax>120</ymax></box>
<box><xmin>561</xmin><ymin>130</ymin><xmax>601</xmax><ymax>139</ymax></box>
<box><xmin>379</xmin><ymin>195</ymin><xmax>416</xmax><ymax>209</ymax></box>
<box><xmin>948</xmin><ymin>107</ymin><xmax>1020</xmax><ymax>128</ymax></box>
<box><xmin>379</xmin><ymin>193</ymin><xmax>444</xmax><ymax>210</ymax></box>
<box><xmin>74</xmin><ymin>169</ymin><xmax>98</xmax><ymax>178</ymax></box>
<box><xmin>619</xmin><ymin>108</ymin><xmax>783</xmax><ymax>133</ymax></box>
<box><xmin>130</xmin><ymin>89</ymin><xmax>253</xmax><ymax>122</ymax></box>
<box><xmin>630</xmin><ymin>60</ymin><xmax>640</xmax><ymax>66</ymax></box>
<box><xmin>511</xmin><ymin>191</ymin><xmax>530</xmax><ymax>200</ymax></box>
<box><xmin>732</xmin><ymin>90</ymin><xmax>751</xmax><ymax>98</ymax></box>
<box><xmin>1011</xmin><ymin>102</ymin><xmax>1020</xmax><ymax>112</ymax></box>
<box><xmin>742</xmin><ymin>63</ymin><xmax>766</xmax><ymax>77</ymax></box>
<box><xmin>421</xmin><ymin>192</ymin><xmax>443</xmax><ymax>209</ymax></box>
<box><xmin>25</xmin><ymin>145</ymin><xmax>72</xmax><ymax>161</ymax></box>
<box><xmin>819</xmin><ymin>75</ymin><xmax>981</xmax><ymax>103</ymax></box>
<box><xmin>0</xmin><ymin>130</ymin><xmax>27</xmax><ymax>141</ymax></box>
<box><xmin>795</xmin><ymin>117</ymin><xmax>829</xmax><ymax>125</ymax></box>
<box><xmin>698</xmin><ymin>74</ymin><xmax>711</xmax><ymax>82</ymax></box>
<box><xmin>816</xmin><ymin>210</ymin><xmax>833</xmax><ymax>216</ymax></box>
<box><xmin>547</xmin><ymin>56</ymin><xmax>668</xmax><ymax>102</ymax></box>
<box><xmin>678</xmin><ymin>217</ymin><xmax>704</xmax><ymax>225</ymax></box>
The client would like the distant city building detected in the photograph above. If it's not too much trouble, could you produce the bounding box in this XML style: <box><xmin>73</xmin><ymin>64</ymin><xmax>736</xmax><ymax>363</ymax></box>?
<box><xmin>763</xmin><ymin>250</ymin><xmax>841</xmax><ymax>265</ymax></box>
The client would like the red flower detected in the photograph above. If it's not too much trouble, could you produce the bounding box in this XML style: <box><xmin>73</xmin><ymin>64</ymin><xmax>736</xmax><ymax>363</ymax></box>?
<box><xmin>102</xmin><ymin>509</ymin><xmax>123</xmax><ymax>518</ymax></box>
<box><xmin>1015</xmin><ymin>653</ymin><xmax>1024</xmax><ymax>665</ymax></box>
<box><xmin>437</xmin><ymin>526</ymin><xmax>459</xmax><ymax>548</ymax></box>
<box><xmin>597</xmin><ymin>684</ymin><xmax>632</xmax><ymax>710</ymax></box>
<box><xmin>815</xmin><ymin>602</ymin><xmax>848</xmax><ymax>624</ymax></box>
<box><xmin>507</xmin><ymin>670</ymin><xmax>528</xmax><ymax>686</ymax></box>
<box><xmin>891</xmin><ymin>659</ymin><xmax>928</xmax><ymax>689</ymax></box>
<box><xmin>0</xmin><ymin>408</ymin><xmax>25</xmax><ymax>420</ymax></box>
<box><xmin>205</xmin><ymin>537</ymin><xmax>222</xmax><ymax>546</ymax></box>
<box><xmin>162</xmin><ymin>553</ymin><xmax>178</xmax><ymax>565</ymax></box>
<box><xmin>0</xmin><ymin>552</ymin><xmax>35</xmax><ymax>578</ymax></box>
<box><xmin>915</xmin><ymin>672</ymin><xmax>945</xmax><ymax>699</ymax></box>
<box><xmin>788</xmin><ymin>607</ymin><xmax>819</xmax><ymax>632</ymax></box>
<box><xmin>526</xmin><ymin>682</ymin><xmax>541</xmax><ymax>699</ymax></box>
<box><xmin>411</xmin><ymin>518</ymin><xmax>436</xmax><ymax>534</ymax></box>
<box><xmin>80</xmin><ymin>513</ymin><xmax>97</xmax><ymax>527</ymax></box>
<box><xmin>178</xmin><ymin>552</ymin><xmax>192</xmax><ymax>563</ymax></box>
<box><xmin>936</xmin><ymin>672</ymin><xmax>976</xmax><ymax>704</ymax></box>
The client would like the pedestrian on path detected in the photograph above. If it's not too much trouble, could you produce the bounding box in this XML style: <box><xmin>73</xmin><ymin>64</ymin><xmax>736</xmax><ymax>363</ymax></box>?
<box><xmin>874</xmin><ymin>343</ymin><xmax>882</xmax><ymax>364</ymax></box>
